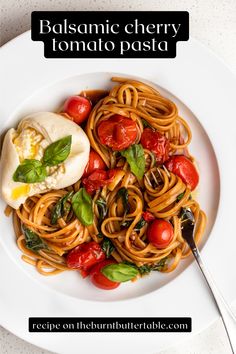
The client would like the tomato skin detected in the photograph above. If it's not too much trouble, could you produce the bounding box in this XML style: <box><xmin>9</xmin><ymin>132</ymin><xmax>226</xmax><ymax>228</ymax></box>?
<box><xmin>97</xmin><ymin>115</ymin><xmax>138</xmax><ymax>151</ymax></box>
<box><xmin>83</xmin><ymin>149</ymin><xmax>106</xmax><ymax>177</ymax></box>
<box><xmin>66</xmin><ymin>242</ymin><xmax>105</xmax><ymax>271</ymax></box>
<box><xmin>147</xmin><ymin>219</ymin><xmax>174</xmax><ymax>249</ymax></box>
<box><xmin>141</xmin><ymin>128</ymin><xmax>170</xmax><ymax>164</ymax></box>
<box><xmin>165</xmin><ymin>155</ymin><xmax>199</xmax><ymax>190</ymax></box>
<box><xmin>142</xmin><ymin>211</ymin><xmax>155</xmax><ymax>223</ymax></box>
<box><xmin>82</xmin><ymin>169</ymin><xmax>117</xmax><ymax>194</ymax></box>
<box><xmin>79</xmin><ymin>269</ymin><xmax>90</xmax><ymax>278</ymax></box>
<box><xmin>90</xmin><ymin>260</ymin><xmax>120</xmax><ymax>290</ymax></box>
<box><xmin>63</xmin><ymin>95</ymin><xmax>92</xmax><ymax>124</ymax></box>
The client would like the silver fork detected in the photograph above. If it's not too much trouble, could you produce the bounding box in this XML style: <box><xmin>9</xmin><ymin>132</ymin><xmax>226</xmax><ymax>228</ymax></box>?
<box><xmin>182</xmin><ymin>215</ymin><xmax>236</xmax><ymax>353</ymax></box>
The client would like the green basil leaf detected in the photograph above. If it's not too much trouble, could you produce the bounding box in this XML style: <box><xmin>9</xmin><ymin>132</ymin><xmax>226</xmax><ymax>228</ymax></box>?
<box><xmin>117</xmin><ymin>187</ymin><xmax>129</xmax><ymax>214</ymax></box>
<box><xmin>42</xmin><ymin>135</ymin><xmax>72</xmax><ymax>166</ymax></box>
<box><xmin>22</xmin><ymin>226</ymin><xmax>48</xmax><ymax>252</ymax></box>
<box><xmin>121</xmin><ymin>144</ymin><xmax>145</xmax><ymax>179</ymax></box>
<box><xmin>122</xmin><ymin>261</ymin><xmax>151</xmax><ymax>274</ymax></box>
<box><xmin>101</xmin><ymin>263</ymin><xmax>138</xmax><ymax>282</ymax></box>
<box><xmin>120</xmin><ymin>217</ymin><xmax>146</xmax><ymax>231</ymax></box>
<box><xmin>13</xmin><ymin>159</ymin><xmax>47</xmax><ymax>183</ymax></box>
<box><xmin>72</xmin><ymin>188</ymin><xmax>93</xmax><ymax>226</ymax></box>
<box><xmin>123</xmin><ymin>259</ymin><xmax>167</xmax><ymax>274</ymax></box>
<box><xmin>135</xmin><ymin>217</ymin><xmax>146</xmax><ymax>230</ymax></box>
<box><xmin>141</xmin><ymin>119</ymin><xmax>155</xmax><ymax>130</ymax></box>
<box><xmin>176</xmin><ymin>192</ymin><xmax>185</xmax><ymax>202</ymax></box>
<box><xmin>120</xmin><ymin>219</ymin><xmax>132</xmax><ymax>229</ymax></box>
<box><xmin>151</xmin><ymin>258</ymin><xmax>168</xmax><ymax>271</ymax></box>
<box><xmin>96</xmin><ymin>197</ymin><xmax>107</xmax><ymax>225</ymax></box>
<box><xmin>51</xmin><ymin>191</ymin><xmax>74</xmax><ymax>225</ymax></box>
<box><xmin>137</xmin><ymin>264</ymin><xmax>152</xmax><ymax>274</ymax></box>
<box><xmin>101</xmin><ymin>237</ymin><xmax>115</xmax><ymax>258</ymax></box>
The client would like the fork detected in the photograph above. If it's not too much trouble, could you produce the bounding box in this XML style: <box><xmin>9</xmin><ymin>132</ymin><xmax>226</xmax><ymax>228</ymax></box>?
<box><xmin>182</xmin><ymin>217</ymin><xmax>236</xmax><ymax>353</ymax></box>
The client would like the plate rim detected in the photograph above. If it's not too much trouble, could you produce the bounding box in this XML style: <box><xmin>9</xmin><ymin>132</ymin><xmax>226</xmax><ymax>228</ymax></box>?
<box><xmin>0</xmin><ymin>30</ymin><xmax>236</xmax><ymax>354</ymax></box>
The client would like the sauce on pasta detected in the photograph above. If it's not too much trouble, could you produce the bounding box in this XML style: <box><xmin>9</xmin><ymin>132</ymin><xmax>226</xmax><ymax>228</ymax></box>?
<box><xmin>5</xmin><ymin>77</ymin><xmax>206</xmax><ymax>289</ymax></box>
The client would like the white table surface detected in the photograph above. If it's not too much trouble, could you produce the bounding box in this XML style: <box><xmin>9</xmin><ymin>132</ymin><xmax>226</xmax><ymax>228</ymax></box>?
<box><xmin>0</xmin><ymin>1</ymin><xmax>236</xmax><ymax>353</ymax></box>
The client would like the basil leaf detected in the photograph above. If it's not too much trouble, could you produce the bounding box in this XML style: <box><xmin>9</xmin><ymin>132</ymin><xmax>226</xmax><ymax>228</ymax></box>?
<box><xmin>101</xmin><ymin>263</ymin><xmax>138</xmax><ymax>282</ymax></box>
<box><xmin>13</xmin><ymin>159</ymin><xmax>47</xmax><ymax>183</ymax></box>
<box><xmin>141</xmin><ymin>119</ymin><xmax>155</xmax><ymax>130</ymax></box>
<box><xmin>135</xmin><ymin>217</ymin><xmax>146</xmax><ymax>230</ymax></box>
<box><xmin>72</xmin><ymin>188</ymin><xmax>93</xmax><ymax>226</ymax></box>
<box><xmin>121</xmin><ymin>144</ymin><xmax>145</xmax><ymax>179</ymax></box>
<box><xmin>151</xmin><ymin>258</ymin><xmax>168</xmax><ymax>271</ymax></box>
<box><xmin>22</xmin><ymin>226</ymin><xmax>48</xmax><ymax>252</ymax></box>
<box><xmin>101</xmin><ymin>238</ymin><xmax>115</xmax><ymax>258</ymax></box>
<box><xmin>42</xmin><ymin>135</ymin><xmax>72</xmax><ymax>166</ymax></box>
<box><xmin>123</xmin><ymin>259</ymin><xmax>167</xmax><ymax>274</ymax></box>
<box><xmin>120</xmin><ymin>217</ymin><xmax>146</xmax><ymax>231</ymax></box>
<box><xmin>120</xmin><ymin>219</ymin><xmax>132</xmax><ymax>229</ymax></box>
<box><xmin>138</xmin><ymin>264</ymin><xmax>152</xmax><ymax>274</ymax></box>
<box><xmin>96</xmin><ymin>197</ymin><xmax>107</xmax><ymax>224</ymax></box>
<box><xmin>176</xmin><ymin>192</ymin><xmax>185</xmax><ymax>201</ymax></box>
<box><xmin>51</xmin><ymin>191</ymin><xmax>74</xmax><ymax>225</ymax></box>
<box><xmin>117</xmin><ymin>187</ymin><xmax>129</xmax><ymax>214</ymax></box>
<box><xmin>123</xmin><ymin>261</ymin><xmax>152</xmax><ymax>275</ymax></box>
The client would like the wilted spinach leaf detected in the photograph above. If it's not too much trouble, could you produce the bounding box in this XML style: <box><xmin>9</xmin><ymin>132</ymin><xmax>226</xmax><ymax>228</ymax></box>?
<box><xmin>22</xmin><ymin>226</ymin><xmax>48</xmax><ymax>252</ymax></box>
<box><xmin>51</xmin><ymin>191</ymin><xmax>74</xmax><ymax>225</ymax></box>
<box><xmin>117</xmin><ymin>187</ymin><xmax>129</xmax><ymax>215</ymax></box>
<box><xmin>101</xmin><ymin>237</ymin><xmax>115</xmax><ymax>258</ymax></box>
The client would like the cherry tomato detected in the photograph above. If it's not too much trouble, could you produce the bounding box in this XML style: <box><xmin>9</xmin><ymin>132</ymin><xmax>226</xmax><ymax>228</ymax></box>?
<box><xmin>83</xmin><ymin>149</ymin><xmax>106</xmax><ymax>177</ymax></box>
<box><xmin>142</xmin><ymin>211</ymin><xmax>155</xmax><ymax>223</ymax></box>
<box><xmin>63</xmin><ymin>95</ymin><xmax>92</xmax><ymax>124</ymax></box>
<box><xmin>165</xmin><ymin>155</ymin><xmax>199</xmax><ymax>190</ymax></box>
<box><xmin>79</xmin><ymin>269</ymin><xmax>90</xmax><ymax>278</ymax></box>
<box><xmin>90</xmin><ymin>260</ymin><xmax>120</xmax><ymax>290</ymax></box>
<box><xmin>141</xmin><ymin>128</ymin><xmax>170</xmax><ymax>164</ymax></box>
<box><xmin>66</xmin><ymin>242</ymin><xmax>105</xmax><ymax>271</ymax></box>
<box><xmin>82</xmin><ymin>169</ymin><xmax>117</xmax><ymax>194</ymax></box>
<box><xmin>97</xmin><ymin>115</ymin><xmax>138</xmax><ymax>151</ymax></box>
<box><xmin>147</xmin><ymin>219</ymin><xmax>174</xmax><ymax>249</ymax></box>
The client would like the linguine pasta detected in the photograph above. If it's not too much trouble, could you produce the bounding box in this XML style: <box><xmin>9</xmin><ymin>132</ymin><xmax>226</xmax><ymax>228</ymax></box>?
<box><xmin>9</xmin><ymin>77</ymin><xmax>206</xmax><ymax>279</ymax></box>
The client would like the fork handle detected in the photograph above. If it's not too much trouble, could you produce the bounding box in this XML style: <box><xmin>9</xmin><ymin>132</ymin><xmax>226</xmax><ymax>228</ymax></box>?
<box><xmin>191</xmin><ymin>245</ymin><xmax>236</xmax><ymax>353</ymax></box>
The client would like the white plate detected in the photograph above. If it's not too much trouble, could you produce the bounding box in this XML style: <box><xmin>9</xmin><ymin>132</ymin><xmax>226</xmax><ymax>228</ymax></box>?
<box><xmin>0</xmin><ymin>31</ymin><xmax>236</xmax><ymax>353</ymax></box>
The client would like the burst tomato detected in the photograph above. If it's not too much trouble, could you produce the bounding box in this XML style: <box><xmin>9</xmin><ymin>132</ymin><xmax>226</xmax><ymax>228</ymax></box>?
<box><xmin>63</xmin><ymin>95</ymin><xmax>92</xmax><ymax>124</ymax></box>
<box><xmin>97</xmin><ymin>115</ymin><xmax>138</xmax><ymax>151</ymax></box>
<box><xmin>147</xmin><ymin>219</ymin><xmax>174</xmax><ymax>249</ymax></box>
<box><xmin>66</xmin><ymin>242</ymin><xmax>105</xmax><ymax>271</ymax></box>
<box><xmin>141</xmin><ymin>128</ymin><xmax>170</xmax><ymax>164</ymax></box>
<box><xmin>142</xmin><ymin>211</ymin><xmax>155</xmax><ymax>223</ymax></box>
<box><xmin>82</xmin><ymin>169</ymin><xmax>117</xmax><ymax>194</ymax></box>
<box><xmin>90</xmin><ymin>260</ymin><xmax>120</xmax><ymax>290</ymax></box>
<box><xmin>83</xmin><ymin>149</ymin><xmax>106</xmax><ymax>177</ymax></box>
<box><xmin>165</xmin><ymin>155</ymin><xmax>199</xmax><ymax>190</ymax></box>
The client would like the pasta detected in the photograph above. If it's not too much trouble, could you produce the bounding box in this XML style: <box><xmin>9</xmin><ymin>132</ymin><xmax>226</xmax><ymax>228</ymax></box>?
<box><xmin>7</xmin><ymin>77</ymin><xmax>206</xmax><ymax>286</ymax></box>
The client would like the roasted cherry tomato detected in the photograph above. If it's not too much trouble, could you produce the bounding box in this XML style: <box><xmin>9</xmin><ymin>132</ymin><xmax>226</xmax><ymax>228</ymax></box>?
<box><xmin>82</xmin><ymin>169</ymin><xmax>117</xmax><ymax>195</ymax></box>
<box><xmin>90</xmin><ymin>260</ymin><xmax>120</xmax><ymax>290</ymax></box>
<box><xmin>63</xmin><ymin>95</ymin><xmax>92</xmax><ymax>124</ymax></box>
<box><xmin>142</xmin><ymin>211</ymin><xmax>155</xmax><ymax>223</ymax></box>
<box><xmin>147</xmin><ymin>219</ymin><xmax>174</xmax><ymax>249</ymax></box>
<box><xmin>83</xmin><ymin>149</ymin><xmax>106</xmax><ymax>177</ymax></box>
<box><xmin>141</xmin><ymin>128</ymin><xmax>170</xmax><ymax>164</ymax></box>
<box><xmin>97</xmin><ymin>115</ymin><xmax>138</xmax><ymax>151</ymax></box>
<box><xmin>66</xmin><ymin>242</ymin><xmax>105</xmax><ymax>271</ymax></box>
<box><xmin>165</xmin><ymin>155</ymin><xmax>199</xmax><ymax>190</ymax></box>
<box><xmin>79</xmin><ymin>269</ymin><xmax>90</xmax><ymax>279</ymax></box>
